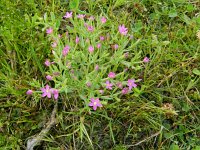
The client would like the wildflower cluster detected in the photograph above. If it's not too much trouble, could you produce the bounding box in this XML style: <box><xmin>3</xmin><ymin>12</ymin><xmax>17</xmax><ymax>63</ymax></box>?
<box><xmin>26</xmin><ymin>12</ymin><xmax>150</xmax><ymax>111</ymax></box>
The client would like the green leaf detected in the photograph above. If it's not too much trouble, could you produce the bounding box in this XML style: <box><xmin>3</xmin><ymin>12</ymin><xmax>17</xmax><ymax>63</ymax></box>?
<box><xmin>186</xmin><ymin>4</ymin><xmax>195</xmax><ymax>12</ymax></box>
<box><xmin>170</xmin><ymin>143</ymin><xmax>180</xmax><ymax>150</ymax></box>
<box><xmin>192</xmin><ymin>68</ymin><xmax>200</xmax><ymax>75</ymax></box>
<box><xmin>50</xmin><ymin>12</ymin><xmax>55</xmax><ymax>21</ymax></box>
<box><xmin>168</xmin><ymin>10</ymin><xmax>178</xmax><ymax>18</ymax></box>
<box><xmin>114</xmin><ymin>0</ymin><xmax>126</xmax><ymax>8</ymax></box>
<box><xmin>180</xmin><ymin>14</ymin><xmax>192</xmax><ymax>25</ymax></box>
<box><xmin>193</xmin><ymin>146</ymin><xmax>200</xmax><ymax>150</ymax></box>
<box><xmin>69</xmin><ymin>0</ymin><xmax>80</xmax><ymax>11</ymax></box>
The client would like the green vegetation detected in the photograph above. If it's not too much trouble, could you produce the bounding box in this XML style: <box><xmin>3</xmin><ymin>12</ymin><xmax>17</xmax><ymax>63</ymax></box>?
<box><xmin>0</xmin><ymin>0</ymin><xmax>199</xmax><ymax>149</ymax></box>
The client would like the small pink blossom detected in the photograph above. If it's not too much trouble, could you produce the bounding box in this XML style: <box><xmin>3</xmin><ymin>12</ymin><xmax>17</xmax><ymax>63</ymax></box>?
<box><xmin>118</xmin><ymin>24</ymin><xmax>128</xmax><ymax>35</ymax></box>
<box><xmin>116</xmin><ymin>82</ymin><xmax>123</xmax><ymax>89</ymax></box>
<box><xmin>66</xmin><ymin>61</ymin><xmax>71</xmax><ymax>69</ymax></box>
<box><xmin>87</xmin><ymin>26</ymin><xmax>94</xmax><ymax>32</ymax></box>
<box><xmin>75</xmin><ymin>36</ymin><xmax>79</xmax><ymax>44</ymax></box>
<box><xmin>108</xmin><ymin>72</ymin><xmax>116</xmax><ymax>78</ymax></box>
<box><xmin>46</xmin><ymin>75</ymin><xmax>53</xmax><ymax>81</ymax></box>
<box><xmin>86</xmin><ymin>82</ymin><xmax>92</xmax><ymax>87</ymax></box>
<box><xmin>129</xmin><ymin>35</ymin><xmax>134</xmax><ymax>39</ymax></box>
<box><xmin>52</xmin><ymin>89</ymin><xmax>59</xmax><ymax>100</ymax></box>
<box><xmin>89</xmin><ymin>16</ymin><xmax>95</xmax><ymax>21</ymax></box>
<box><xmin>105</xmin><ymin>80</ymin><xmax>113</xmax><ymax>90</ymax></box>
<box><xmin>84</xmin><ymin>23</ymin><xmax>88</xmax><ymax>27</ymax></box>
<box><xmin>99</xmin><ymin>90</ymin><xmax>104</xmax><ymax>94</ymax></box>
<box><xmin>122</xmin><ymin>87</ymin><xmax>129</xmax><ymax>94</ymax></box>
<box><xmin>124</xmin><ymin>52</ymin><xmax>129</xmax><ymax>58</ymax></box>
<box><xmin>124</xmin><ymin>68</ymin><xmax>128</xmax><ymax>72</ymax></box>
<box><xmin>86</xmin><ymin>38</ymin><xmax>90</xmax><ymax>43</ymax></box>
<box><xmin>26</xmin><ymin>90</ymin><xmax>33</xmax><ymax>95</ymax></box>
<box><xmin>41</xmin><ymin>85</ymin><xmax>52</xmax><ymax>98</ymax></box>
<box><xmin>66</xmin><ymin>32</ymin><xmax>68</xmax><ymax>37</ymax></box>
<box><xmin>77</xmin><ymin>14</ymin><xmax>85</xmax><ymax>19</ymax></box>
<box><xmin>88</xmin><ymin>98</ymin><xmax>102</xmax><ymax>110</ymax></box>
<box><xmin>97</xmin><ymin>43</ymin><xmax>101</xmax><ymax>49</ymax></box>
<box><xmin>62</xmin><ymin>45</ymin><xmax>70</xmax><ymax>56</ymax></box>
<box><xmin>100</xmin><ymin>36</ymin><xmax>105</xmax><ymax>41</ymax></box>
<box><xmin>58</xmin><ymin>34</ymin><xmax>62</xmax><ymax>38</ymax></box>
<box><xmin>95</xmin><ymin>65</ymin><xmax>99</xmax><ymax>71</ymax></box>
<box><xmin>101</xmin><ymin>17</ymin><xmax>107</xmax><ymax>24</ymax></box>
<box><xmin>46</xmin><ymin>28</ymin><xmax>53</xmax><ymax>34</ymax></box>
<box><xmin>51</xmin><ymin>42</ymin><xmax>57</xmax><ymax>48</ymax></box>
<box><xmin>44</xmin><ymin>59</ymin><xmax>51</xmax><ymax>67</ymax></box>
<box><xmin>53</xmin><ymin>72</ymin><xmax>60</xmax><ymax>76</ymax></box>
<box><xmin>64</xmin><ymin>12</ymin><xmax>73</xmax><ymax>19</ymax></box>
<box><xmin>70</xmin><ymin>69</ymin><xmax>74</xmax><ymax>74</ymax></box>
<box><xmin>114</xmin><ymin>44</ymin><xmax>119</xmax><ymax>50</ymax></box>
<box><xmin>127</xmin><ymin>79</ymin><xmax>137</xmax><ymax>90</ymax></box>
<box><xmin>143</xmin><ymin>57</ymin><xmax>150</xmax><ymax>63</ymax></box>
<box><xmin>88</xmin><ymin>45</ymin><xmax>94</xmax><ymax>53</ymax></box>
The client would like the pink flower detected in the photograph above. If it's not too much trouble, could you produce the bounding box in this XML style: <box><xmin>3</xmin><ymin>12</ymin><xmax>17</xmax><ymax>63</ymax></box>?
<box><xmin>66</xmin><ymin>32</ymin><xmax>68</xmax><ymax>37</ymax></box>
<box><xmin>100</xmin><ymin>36</ymin><xmax>105</xmax><ymax>41</ymax></box>
<box><xmin>53</xmin><ymin>72</ymin><xmax>60</xmax><ymax>76</ymax></box>
<box><xmin>64</xmin><ymin>12</ymin><xmax>73</xmax><ymax>19</ymax></box>
<box><xmin>41</xmin><ymin>85</ymin><xmax>52</xmax><ymax>98</ymax></box>
<box><xmin>105</xmin><ymin>80</ymin><xmax>113</xmax><ymax>90</ymax></box>
<box><xmin>124</xmin><ymin>52</ymin><xmax>129</xmax><ymax>58</ymax></box>
<box><xmin>118</xmin><ymin>24</ymin><xmax>128</xmax><ymax>35</ymax></box>
<box><xmin>124</xmin><ymin>68</ymin><xmax>128</xmax><ymax>72</ymax></box>
<box><xmin>44</xmin><ymin>59</ymin><xmax>51</xmax><ymax>67</ymax></box>
<box><xmin>95</xmin><ymin>65</ymin><xmax>99</xmax><ymax>71</ymax></box>
<box><xmin>46</xmin><ymin>75</ymin><xmax>53</xmax><ymax>81</ymax></box>
<box><xmin>97</xmin><ymin>43</ymin><xmax>101</xmax><ymax>49</ymax></box>
<box><xmin>122</xmin><ymin>87</ymin><xmax>129</xmax><ymax>94</ymax></box>
<box><xmin>129</xmin><ymin>35</ymin><xmax>134</xmax><ymax>39</ymax></box>
<box><xmin>101</xmin><ymin>17</ymin><xmax>107</xmax><ymax>24</ymax></box>
<box><xmin>108</xmin><ymin>72</ymin><xmax>116</xmax><ymax>78</ymax></box>
<box><xmin>84</xmin><ymin>23</ymin><xmax>88</xmax><ymax>27</ymax></box>
<box><xmin>143</xmin><ymin>57</ymin><xmax>150</xmax><ymax>63</ymax></box>
<box><xmin>46</xmin><ymin>28</ymin><xmax>53</xmax><ymax>34</ymax></box>
<box><xmin>26</xmin><ymin>90</ymin><xmax>33</xmax><ymax>95</ymax></box>
<box><xmin>86</xmin><ymin>82</ymin><xmax>92</xmax><ymax>87</ymax></box>
<box><xmin>116</xmin><ymin>82</ymin><xmax>123</xmax><ymax>89</ymax></box>
<box><xmin>114</xmin><ymin>44</ymin><xmax>119</xmax><ymax>50</ymax></box>
<box><xmin>62</xmin><ymin>45</ymin><xmax>70</xmax><ymax>56</ymax></box>
<box><xmin>127</xmin><ymin>79</ymin><xmax>137</xmax><ymax>90</ymax></box>
<box><xmin>66</xmin><ymin>61</ymin><xmax>71</xmax><ymax>68</ymax></box>
<box><xmin>86</xmin><ymin>38</ymin><xmax>90</xmax><ymax>43</ymax></box>
<box><xmin>77</xmin><ymin>14</ymin><xmax>85</xmax><ymax>19</ymax></box>
<box><xmin>52</xmin><ymin>89</ymin><xmax>59</xmax><ymax>100</ymax></box>
<box><xmin>99</xmin><ymin>90</ymin><xmax>104</xmax><ymax>94</ymax></box>
<box><xmin>75</xmin><ymin>36</ymin><xmax>79</xmax><ymax>44</ymax></box>
<box><xmin>51</xmin><ymin>42</ymin><xmax>57</xmax><ymax>48</ymax></box>
<box><xmin>87</xmin><ymin>26</ymin><xmax>94</xmax><ymax>32</ymax></box>
<box><xmin>89</xmin><ymin>16</ymin><xmax>95</xmax><ymax>21</ymax></box>
<box><xmin>88</xmin><ymin>98</ymin><xmax>102</xmax><ymax>110</ymax></box>
<box><xmin>88</xmin><ymin>45</ymin><xmax>94</xmax><ymax>53</ymax></box>
<box><xmin>70</xmin><ymin>69</ymin><xmax>74</xmax><ymax>74</ymax></box>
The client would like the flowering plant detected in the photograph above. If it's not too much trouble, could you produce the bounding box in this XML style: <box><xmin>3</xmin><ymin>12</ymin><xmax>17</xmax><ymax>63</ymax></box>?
<box><xmin>27</xmin><ymin>12</ymin><xmax>149</xmax><ymax>111</ymax></box>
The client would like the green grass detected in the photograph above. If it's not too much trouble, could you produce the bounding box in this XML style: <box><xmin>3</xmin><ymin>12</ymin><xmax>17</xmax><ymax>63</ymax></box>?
<box><xmin>0</xmin><ymin>0</ymin><xmax>200</xmax><ymax>149</ymax></box>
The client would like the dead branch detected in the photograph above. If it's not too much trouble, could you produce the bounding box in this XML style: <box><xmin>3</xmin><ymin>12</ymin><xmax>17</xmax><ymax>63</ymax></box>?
<box><xmin>26</xmin><ymin>102</ymin><xmax>58</xmax><ymax>150</ymax></box>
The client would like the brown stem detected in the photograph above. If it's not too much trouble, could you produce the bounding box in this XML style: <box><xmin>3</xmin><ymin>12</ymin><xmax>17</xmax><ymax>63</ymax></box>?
<box><xmin>26</xmin><ymin>102</ymin><xmax>58</xmax><ymax>150</ymax></box>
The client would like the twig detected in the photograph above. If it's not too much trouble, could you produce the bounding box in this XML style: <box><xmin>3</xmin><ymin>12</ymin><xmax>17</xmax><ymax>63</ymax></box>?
<box><xmin>127</xmin><ymin>126</ymin><xmax>163</xmax><ymax>148</ymax></box>
<box><xmin>26</xmin><ymin>102</ymin><xmax>58</xmax><ymax>150</ymax></box>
